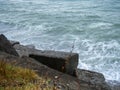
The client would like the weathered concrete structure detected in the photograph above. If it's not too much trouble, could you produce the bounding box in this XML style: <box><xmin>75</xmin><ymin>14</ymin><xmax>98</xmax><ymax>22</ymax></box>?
<box><xmin>29</xmin><ymin>51</ymin><xmax>78</xmax><ymax>76</ymax></box>
<box><xmin>12</xmin><ymin>43</ymin><xmax>79</xmax><ymax>76</ymax></box>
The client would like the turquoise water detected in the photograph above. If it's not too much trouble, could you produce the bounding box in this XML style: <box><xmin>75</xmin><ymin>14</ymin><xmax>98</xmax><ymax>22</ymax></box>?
<box><xmin>0</xmin><ymin>0</ymin><xmax>120</xmax><ymax>82</ymax></box>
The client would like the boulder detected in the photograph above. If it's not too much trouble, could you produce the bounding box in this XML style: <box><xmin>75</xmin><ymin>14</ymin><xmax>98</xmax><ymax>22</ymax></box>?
<box><xmin>77</xmin><ymin>69</ymin><xmax>105</xmax><ymax>83</ymax></box>
<box><xmin>77</xmin><ymin>69</ymin><xmax>111</xmax><ymax>90</ymax></box>
<box><xmin>29</xmin><ymin>50</ymin><xmax>79</xmax><ymax>76</ymax></box>
<box><xmin>13</xmin><ymin>44</ymin><xmax>40</xmax><ymax>57</ymax></box>
<box><xmin>10</xmin><ymin>40</ymin><xmax>20</xmax><ymax>46</ymax></box>
<box><xmin>107</xmin><ymin>80</ymin><xmax>120</xmax><ymax>90</ymax></box>
<box><xmin>25</xmin><ymin>44</ymin><xmax>35</xmax><ymax>49</ymax></box>
<box><xmin>0</xmin><ymin>34</ymin><xmax>19</xmax><ymax>56</ymax></box>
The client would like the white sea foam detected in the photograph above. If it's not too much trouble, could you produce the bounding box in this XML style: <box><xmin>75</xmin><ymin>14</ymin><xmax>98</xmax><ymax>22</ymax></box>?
<box><xmin>9</xmin><ymin>0</ymin><xmax>48</xmax><ymax>4</ymax></box>
<box><xmin>76</xmin><ymin>39</ymin><xmax>120</xmax><ymax>81</ymax></box>
<box><xmin>88</xmin><ymin>22</ymin><xmax>113</xmax><ymax>29</ymax></box>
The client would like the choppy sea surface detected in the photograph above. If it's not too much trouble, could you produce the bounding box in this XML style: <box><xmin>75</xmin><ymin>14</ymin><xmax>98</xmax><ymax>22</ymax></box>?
<box><xmin>0</xmin><ymin>0</ymin><xmax>120</xmax><ymax>83</ymax></box>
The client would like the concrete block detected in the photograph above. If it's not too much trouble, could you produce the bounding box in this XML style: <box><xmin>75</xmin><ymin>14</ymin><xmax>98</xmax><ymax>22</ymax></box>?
<box><xmin>29</xmin><ymin>50</ymin><xmax>79</xmax><ymax>76</ymax></box>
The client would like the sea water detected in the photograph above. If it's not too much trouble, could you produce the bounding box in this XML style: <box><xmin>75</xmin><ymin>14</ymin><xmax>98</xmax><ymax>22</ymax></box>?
<box><xmin>0</xmin><ymin>0</ymin><xmax>120</xmax><ymax>83</ymax></box>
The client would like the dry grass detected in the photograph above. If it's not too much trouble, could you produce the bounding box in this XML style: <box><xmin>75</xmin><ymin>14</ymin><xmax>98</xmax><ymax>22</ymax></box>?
<box><xmin>0</xmin><ymin>60</ymin><xmax>59</xmax><ymax>90</ymax></box>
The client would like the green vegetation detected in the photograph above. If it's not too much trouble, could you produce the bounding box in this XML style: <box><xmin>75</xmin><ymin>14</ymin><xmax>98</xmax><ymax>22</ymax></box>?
<box><xmin>0</xmin><ymin>60</ymin><xmax>59</xmax><ymax>90</ymax></box>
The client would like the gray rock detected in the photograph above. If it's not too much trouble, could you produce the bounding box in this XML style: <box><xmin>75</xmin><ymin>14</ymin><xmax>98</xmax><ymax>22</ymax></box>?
<box><xmin>10</xmin><ymin>40</ymin><xmax>20</xmax><ymax>46</ymax></box>
<box><xmin>77</xmin><ymin>69</ymin><xmax>111</xmax><ymax>90</ymax></box>
<box><xmin>13</xmin><ymin>44</ymin><xmax>39</xmax><ymax>57</ymax></box>
<box><xmin>0</xmin><ymin>34</ymin><xmax>19</xmax><ymax>56</ymax></box>
<box><xmin>107</xmin><ymin>80</ymin><xmax>120</xmax><ymax>90</ymax></box>
<box><xmin>77</xmin><ymin>69</ymin><xmax>105</xmax><ymax>84</ymax></box>
<box><xmin>25</xmin><ymin>44</ymin><xmax>35</xmax><ymax>49</ymax></box>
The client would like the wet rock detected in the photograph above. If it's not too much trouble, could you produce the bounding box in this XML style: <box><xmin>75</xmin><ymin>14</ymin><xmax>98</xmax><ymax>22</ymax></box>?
<box><xmin>10</xmin><ymin>40</ymin><xmax>20</xmax><ymax>46</ymax></box>
<box><xmin>29</xmin><ymin>50</ymin><xmax>79</xmax><ymax>76</ymax></box>
<box><xmin>107</xmin><ymin>80</ymin><xmax>120</xmax><ymax>90</ymax></box>
<box><xmin>77</xmin><ymin>69</ymin><xmax>105</xmax><ymax>83</ymax></box>
<box><xmin>0</xmin><ymin>34</ymin><xmax>19</xmax><ymax>56</ymax></box>
<box><xmin>77</xmin><ymin>69</ymin><xmax>111</xmax><ymax>90</ymax></box>
<box><xmin>13</xmin><ymin>44</ymin><xmax>39</xmax><ymax>57</ymax></box>
<box><xmin>25</xmin><ymin>44</ymin><xmax>35</xmax><ymax>49</ymax></box>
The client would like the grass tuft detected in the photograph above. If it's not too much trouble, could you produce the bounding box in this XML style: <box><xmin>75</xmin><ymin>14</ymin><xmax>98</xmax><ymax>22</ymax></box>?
<box><xmin>0</xmin><ymin>60</ymin><xmax>59</xmax><ymax>90</ymax></box>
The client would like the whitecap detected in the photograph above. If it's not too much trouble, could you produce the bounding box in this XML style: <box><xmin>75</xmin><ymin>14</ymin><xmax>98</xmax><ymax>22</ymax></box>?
<box><xmin>88</xmin><ymin>22</ymin><xmax>113</xmax><ymax>29</ymax></box>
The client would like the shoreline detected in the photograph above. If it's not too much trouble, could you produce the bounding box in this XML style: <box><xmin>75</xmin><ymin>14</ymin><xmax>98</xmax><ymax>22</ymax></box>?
<box><xmin>11</xmin><ymin>40</ymin><xmax>120</xmax><ymax>85</ymax></box>
<box><xmin>0</xmin><ymin>34</ymin><xmax>119</xmax><ymax>90</ymax></box>
<box><xmin>11</xmin><ymin>40</ymin><xmax>120</xmax><ymax>90</ymax></box>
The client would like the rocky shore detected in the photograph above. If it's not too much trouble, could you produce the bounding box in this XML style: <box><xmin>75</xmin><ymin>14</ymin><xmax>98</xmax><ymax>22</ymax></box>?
<box><xmin>0</xmin><ymin>34</ymin><xmax>116</xmax><ymax>90</ymax></box>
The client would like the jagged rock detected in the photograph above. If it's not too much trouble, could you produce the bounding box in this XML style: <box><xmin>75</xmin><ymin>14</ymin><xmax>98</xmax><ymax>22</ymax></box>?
<box><xmin>107</xmin><ymin>80</ymin><xmax>120</xmax><ymax>90</ymax></box>
<box><xmin>10</xmin><ymin>40</ymin><xmax>20</xmax><ymax>46</ymax></box>
<box><xmin>77</xmin><ymin>69</ymin><xmax>111</xmax><ymax>90</ymax></box>
<box><xmin>13</xmin><ymin>44</ymin><xmax>40</xmax><ymax>57</ymax></box>
<box><xmin>0</xmin><ymin>34</ymin><xmax>19</xmax><ymax>56</ymax></box>
<box><xmin>25</xmin><ymin>44</ymin><xmax>35</xmax><ymax>49</ymax></box>
<box><xmin>29</xmin><ymin>51</ymin><xmax>79</xmax><ymax>76</ymax></box>
<box><xmin>77</xmin><ymin>69</ymin><xmax>105</xmax><ymax>83</ymax></box>
<box><xmin>0</xmin><ymin>51</ymin><xmax>80</xmax><ymax>90</ymax></box>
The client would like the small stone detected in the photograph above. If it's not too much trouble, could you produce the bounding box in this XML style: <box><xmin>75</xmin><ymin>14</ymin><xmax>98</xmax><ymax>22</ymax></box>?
<box><xmin>67</xmin><ymin>84</ymin><xmax>69</xmax><ymax>86</ymax></box>
<box><xmin>57</xmin><ymin>85</ymin><xmax>62</xmax><ymax>89</ymax></box>
<box><xmin>55</xmin><ymin>76</ymin><xmax>59</xmax><ymax>79</ymax></box>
